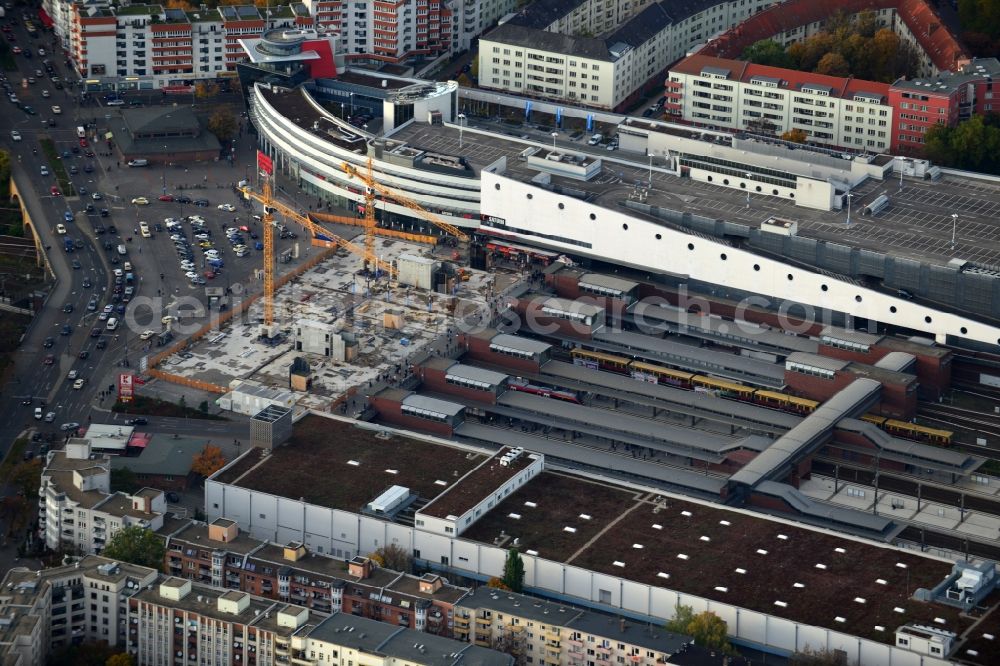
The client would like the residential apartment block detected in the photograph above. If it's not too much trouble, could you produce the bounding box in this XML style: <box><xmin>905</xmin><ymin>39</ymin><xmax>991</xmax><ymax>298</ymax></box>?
<box><xmin>455</xmin><ymin>587</ymin><xmax>694</xmax><ymax>666</ymax></box>
<box><xmin>664</xmin><ymin>54</ymin><xmax>1000</xmax><ymax>155</ymax></box>
<box><xmin>38</xmin><ymin>439</ymin><xmax>166</xmax><ymax>554</ymax></box>
<box><xmin>665</xmin><ymin>55</ymin><xmax>894</xmax><ymax>153</ymax></box>
<box><xmin>0</xmin><ymin>556</ymin><xmax>158</xmax><ymax>665</ymax></box>
<box><xmin>129</xmin><ymin>576</ymin><xmax>511</xmax><ymax>666</ymax></box>
<box><xmin>477</xmin><ymin>0</ymin><xmax>776</xmax><ymax>111</ymax></box>
<box><xmin>161</xmin><ymin>517</ymin><xmax>468</xmax><ymax>636</ymax></box>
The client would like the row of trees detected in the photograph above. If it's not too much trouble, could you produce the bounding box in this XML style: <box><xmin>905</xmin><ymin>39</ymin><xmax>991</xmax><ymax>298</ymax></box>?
<box><xmin>924</xmin><ymin>114</ymin><xmax>1000</xmax><ymax>174</ymax></box>
<box><xmin>741</xmin><ymin>11</ymin><xmax>920</xmax><ymax>82</ymax></box>
<box><xmin>957</xmin><ymin>0</ymin><xmax>1000</xmax><ymax>56</ymax></box>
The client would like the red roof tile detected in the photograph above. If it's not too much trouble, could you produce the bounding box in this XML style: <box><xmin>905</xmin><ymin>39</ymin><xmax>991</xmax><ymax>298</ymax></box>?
<box><xmin>701</xmin><ymin>0</ymin><xmax>968</xmax><ymax>73</ymax></box>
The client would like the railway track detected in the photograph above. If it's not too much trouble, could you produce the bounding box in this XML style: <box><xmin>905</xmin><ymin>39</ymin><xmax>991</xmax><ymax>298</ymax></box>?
<box><xmin>918</xmin><ymin>405</ymin><xmax>1000</xmax><ymax>448</ymax></box>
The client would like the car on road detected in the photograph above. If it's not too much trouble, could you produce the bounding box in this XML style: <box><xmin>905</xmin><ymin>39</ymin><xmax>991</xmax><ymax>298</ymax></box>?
<box><xmin>154</xmin><ymin>223</ymin><xmax>164</xmax><ymax>232</ymax></box>
<box><xmin>184</xmin><ymin>271</ymin><xmax>198</xmax><ymax>280</ymax></box>
<box><xmin>11</xmin><ymin>47</ymin><xmax>20</xmax><ymax>55</ymax></box>
<box><xmin>78</xmin><ymin>138</ymin><xmax>88</xmax><ymax>147</ymax></box>
<box><xmin>175</xmin><ymin>195</ymin><xmax>192</xmax><ymax>204</ymax></box>
<box><xmin>90</xmin><ymin>327</ymin><xmax>101</xmax><ymax>337</ymax></box>
<box><xmin>191</xmin><ymin>276</ymin><xmax>206</xmax><ymax>285</ymax></box>
<box><xmin>51</xmin><ymin>104</ymin><xmax>60</xmax><ymax>114</ymax></box>
<box><xmin>193</xmin><ymin>199</ymin><xmax>209</xmax><ymax>207</ymax></box>
<box><xmin>91</xmin><ymin>192</ymin><xmax>102</xmax><ymax>200</ymax></box>
<box><xmin>72</xmin><ymin>378</ymin><xmax>85</xmax><ymax>389</ymax></box>
<box><xmin>67</xmin><ymin>369</ymin><xmax>78</xmax><ymax>381</ymax></box>
<box><xmin>82</xmin><ymin>277</ymin><xmax>91</xmax><ymax>287</ymax></box>
<box><xmin>131</xmin><ymin>197</ymin><xmax>149</xmax><ymax>205</ymax></box>
<box><xmin>84</xmin><ymin>163</ymin><xmax>94</xmax><ymax>173</ymax></box>
<box><xmin>99</xmin><ymin>304</ymin><xmax>113</xmax><ymax>321</ymax></box>
<box><xmin>125</xmin><ymin>417</ymin><xmax>148</xmax><ymax>425</ymax></box>
<box><xmin>43</xmin><ymin>337</ymin><xmax>54</xmax><ymax>348</ymax></box>
<box><xmin>60</xmin><ymin>422</ymin><xmax>80</xmax><ymax>431</ymax></box>
<box><xmin>78</xmin><ymin>350</ymin><xmax>89</xmax><ymax>359</ymax></box>
<box><xmin>63</xmin><ymin>210</ymin><xmax>74</xmax><ymax>222</ymax></box>
<box><xmin>139</xmin><ymin>330</ymin><xmax>155</xmax><ymax>340</ymax></box>
<box><xmin>55</xmin><ymin>223</ymin><xmax>67</xmax><ymax>234</ymax></box>
<box><xmin>158</xmin><ymin>194</ymin><xmax>174</xmax><ymax>202</ymax></box>
<box><xmin>106</xmin><ymin>99</ymin><xmax>124</xmax><ymax>106</ymax></box>
<box><xmin>43</xmin><ymin>354</ymin><xmax>54</xmax><ymax>365</ymax></box>
<box><xmin>117</xmin><ymin>244</ymin><xmax>127</xmax><ymax>255</ymax></box>
<box><xmin>39</xmin><ymin>165</ymin><xmax>48</xmax><ymax>176</ymax></box>
<box><xmin>100</xmin><ymin>208</ymin><xmax>109</xmax><ymax>217</ymax></box>
<box><xmin>69</xmin><ymin>165</ymin><xmax>78</xmax><ymax>175</ymax></box>
<box><xmin>60</xmin><ymin>324</ymin><xmax>72</xmax><ymax>335</ymax></box>
<box><xmin>139</xmin><ymin>222</ymin><xmax>150</xmax><ymax>237</ymax></box>
<box><xmin>107</xmin><ymin>225</ymin><xmax>117</xmax><ymax>234</ymax></box>
<box><xmin>50</xmin><ymin>186</ymin><xmax>60</xmax><ymax>196</ymax></box>
<box><xmin>71</xmin><ymin>259</ymin><xmax>81</xmax><ymax>269</ymax></box>
<box><xmin>62</xmin><ymin>303</ymin><xmax>72</xmax><ymax>313</ymax></box>
<box><xmin>9</xmin><ymin>129</ymin><xmax>19</xmax><ymax>141</ymax></box>
<box><xmin>45</xmin><ymin>412</ymin><xmax>56</xmax><ymax>423</ymax></box>
<box><xmin>217</xmin><ymin>203</ymin><xmax>236</xmax><ymax>212</ymax></box>
<box><xmin>96</xmin><ymin>339</ymin><xmax>107</xmax><ymax>349</ymax></box>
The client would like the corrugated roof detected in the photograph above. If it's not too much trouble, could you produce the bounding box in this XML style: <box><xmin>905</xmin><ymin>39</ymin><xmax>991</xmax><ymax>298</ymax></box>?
<box><xmin>445</xmin><ymin>364</ymin><xmax>509</xmax><ymax>387</ymax></box>
<box><xmin>874</xmin><ymin>351</ymin><xmax>916</xmax><ymax>373</ymax></box>
<box><xmin>402</xmin><ymin>394</ymin><xmax>465</xmax><ymax>417</ymax></box>
<box><xmin>821</xmin><ymin>326</ymin><xmax>883</xmax><ymax>346</ymax></box>
<box><xmin>786</xmin><ymin>352</ymin><xmax>850</xmax><ymax>372</ymax></box>
<box><xmin>579</xmin><ymin>273</ymin><xmax>639</xmax><ymax>293</ymax></box>
<box><xmin>490</xmin><ymin>333</ymin><xmax>551</xmax><ymax>354</ymax></box>
<box><xmin>542</xmin><ymin>296</ymin><xmax>605</xmax><ymax>318</ymax></box>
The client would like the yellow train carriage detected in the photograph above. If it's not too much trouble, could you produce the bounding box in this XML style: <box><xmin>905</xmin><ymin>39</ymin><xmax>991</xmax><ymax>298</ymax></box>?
<box><xmin>692</xmin><ymin>375</ymin><xmax>757</xmax><ymax>400</ymax></box>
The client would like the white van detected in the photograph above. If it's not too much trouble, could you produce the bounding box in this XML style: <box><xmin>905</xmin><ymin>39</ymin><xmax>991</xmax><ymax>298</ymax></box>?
<box><xmin>34</xmin><ymin>407</ymin><xmax>42</xmax><ymax>420</ymax></box>
<box><xmin>587</xmin><ymin>133</ymin><xmax>604</xmax><ymax>145</ymax></box>
<box><xmin>76</xmin><ymin>125</ymin><xmax>86</xmax><ymax>138</ymax></box>
<box><xmin>127</xmin><ymin>159</ymin><xmax>149</xmax><ymax>167</ymax></box>
<box><xmin>106</xmin><ymin>317</ymin><xmax>119</xmax><ymax>331</ymax></box>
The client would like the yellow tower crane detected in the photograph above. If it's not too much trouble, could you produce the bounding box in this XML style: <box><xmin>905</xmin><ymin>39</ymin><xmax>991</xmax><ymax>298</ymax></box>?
<box><xmin>239</xmin><ymin>175</ymin><xmax>397</xmax><ymax>333</ymax></box>
<box><xmin>338</xmin><ymin>157</ymin><xmax>470</xmax><ymax>249</ymax></box>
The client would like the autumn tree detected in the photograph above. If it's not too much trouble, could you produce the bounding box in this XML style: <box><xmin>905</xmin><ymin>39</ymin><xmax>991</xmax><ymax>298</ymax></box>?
<box><xmin>816</xmin><ymin>52</ymin><xmax>850</xmax><ymax>77</ymax></box>
<box><xmin>101</xmin><ymin>525</ymin><xmax>165</xmax><ymax>570</ymax></box>
<box><xmin>106</xmin><ymin>653</ymin><xmax>135</xmax><ymax>666</ymax></box>
<box><xmin>924</xmin><ymin>114</ymin><xmax>1000</xmax><ymax>174</ymax></box>
<box><xmin>665</xmin><ymin>604</ymin><xmax>735</xmax><ymax>654</ymax></box>
<box><xmin>789</xmin><ymin>645</ymin><xmax>848</xmax><ymax>666</ymax></box>
<box><xmin>487</xmin><ymin>576</ymin><xmax>511</xmax><ymax>591</ymax></box>
<box><xmin>207</xmin><ymin>108</ymin><xmax>238</xmax><ymax>143</ymax></box>
<box><xmin>369</xmin><ymin>543</ymin><xmax>412</xmax><ymax>572</ymax></box>
<box><xmin>958</xmin><ymin>0</ymin><xmax>1000</xmax><ymax>41</ymax></box>
<box><xmin>191</xmin><ymin>444</ymin><xmax>226</xmax><ymax>478</ymax></box>
<box><xmin>781</xmin><ymin>128</ymin><xmax>808</xmax><ymax>144</ymax></box>
<box><xmin>502</xmin><ymin>547</ymin><xmax>525</xmax><ymax>593</ymax></box>
<box><xmin>194</xmin><ymin>81</ymin><xmax>219</xmax><ymax>99</ymax></box>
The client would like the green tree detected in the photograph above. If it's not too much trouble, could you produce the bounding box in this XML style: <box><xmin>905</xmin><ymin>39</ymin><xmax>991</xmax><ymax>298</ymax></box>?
<box><xmin>741</xmin><ymin>39</ymin><xmax>793</xmax><ymax>68</ymax></box>
<box><xmin>665</xmin><ymin>603</ymin><xmax>695</xmax><ymax>634</ymax></box>
<box><xmin>10</xmin><ymin>459</ymin><xmax>42</xmax><ymax>499</ymax></box>
<box><xmin>816</xmin><ymin>52</ymin><xmax>850</xmax><ymax>77</ymax></box>
<box><xmin>502</xmin><ymin>547</ymin><xmax>525</xmax><ymax>593</ymax></box>
<box><xmin>49</xmin><ymin>642</ymin><xmax>118</xmax><ymax>666</ymax></box>
<box><xmin>194</xmin><ymin>81</ymin><xmax>219</xmax><ymax>98</ymax></box>
<box><xmin>198</xmin><ymin>399</ymin><xmax>209</xmax><ymax>413</ymax></box>
<box><xmin>106</xmin><ymin>654</ymin><xmax>135</xmax><ymax>666</ymax></box>
<box><xmin>100</xmin><ymin>524</ymin><xmax>165</xmax><ymax>570</ymax></box>
<box><xmin>207</xmin><ymin>108</ymin><xmax>238</xmax><ymax>143</ymax></box>
<box><xmin>687</xmin><ymin>611</ymin><xmax>733</xmax><ymax>654</ymax></box>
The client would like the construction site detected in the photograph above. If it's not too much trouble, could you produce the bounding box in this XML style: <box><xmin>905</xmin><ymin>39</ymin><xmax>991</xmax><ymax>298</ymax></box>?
<box><xmin>145</xmin><ymin>155</ymin><xmax>514</xmax><ymax>414</ymax></box>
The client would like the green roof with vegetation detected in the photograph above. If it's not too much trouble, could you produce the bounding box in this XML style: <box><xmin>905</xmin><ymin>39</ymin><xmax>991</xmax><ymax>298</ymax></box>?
<box><xmin>116</xmin><ymin>4</ymin><xmax>163</xmax><ymax>16</ymax></box>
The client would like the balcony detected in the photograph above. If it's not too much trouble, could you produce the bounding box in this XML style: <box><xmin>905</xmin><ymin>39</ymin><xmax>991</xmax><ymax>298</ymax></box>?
<box><xmin>475</xmin><ymin>617</ymin><xmax>491</xmax><ymax>626</ymax></box>
<box><xmin>544</xmin><ymin>658</ymin><xmax>560</xmax><ymax>666</ymax></box>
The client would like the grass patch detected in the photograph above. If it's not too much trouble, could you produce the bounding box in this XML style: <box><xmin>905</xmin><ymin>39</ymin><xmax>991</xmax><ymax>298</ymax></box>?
<box><xmin>0</xmin><ymin>437</ymin><xmax>29</xmax><ymax>482</ymax></box>
<box><xmin>38</xmin><ymin>137</ymin><xmax>75</xmax><ymax>197</ymax></box>
<box><xmin>111</xmin><ymin>395</ymin><xmax>226</xmax><ymax>420</ymax></box>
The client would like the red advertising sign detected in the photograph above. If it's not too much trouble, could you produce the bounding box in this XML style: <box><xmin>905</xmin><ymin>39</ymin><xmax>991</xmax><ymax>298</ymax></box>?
<box><xmin>118</xmin><ymin>373</ymin><xmax>134</xmax><ymax>403</ymax></box>
<box><xmin>257</xmin><ymin>150</ymin><xmax>273</xmax><ymax>176</ymax></box>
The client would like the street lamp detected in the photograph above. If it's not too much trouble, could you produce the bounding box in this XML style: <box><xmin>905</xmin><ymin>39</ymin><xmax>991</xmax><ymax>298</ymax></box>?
<box><xmin>649</xmin><ymin>154</ymin><xmax>654</xmax><ymax>185</ymax></box>
<box><xmin>161</xmin><ymin>145</ymin><xmax>167</xmax><ymax>194</ymax></box>
<box><xmin>745</xmin><ymin>172</ymin><xmax>752</xmax><ymax>208</ymax></box>
<box><xmin>349</xmin><ymin>92</ymin><xmax>355</xmax><ymax>116</ymax></box>
<box><xmin>457</xmin><ymin>113</ymin><xmax>466</xmax><ymax>148</ymax></box>
<box><xmin>846</xmin><ymin>192</ymin><xmax>853</xmax><ymax>227</ymax></box>
<box><xmin>951</xmin><ymin>213</ymin><xmax>958</xmax><ymax>249</ymax></box>
<box><xmin>551</xmin><ymin>131</ymin><xmax>558</xmax><ymax>149</ymax></box>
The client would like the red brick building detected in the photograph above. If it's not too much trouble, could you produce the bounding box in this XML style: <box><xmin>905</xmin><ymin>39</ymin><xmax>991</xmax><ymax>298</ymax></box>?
<box><xmin>785</xmin><ymin>352</ymin><xmax>918</xmax><ymax>419</ymax></box>
<box><xmin>370</xmin><ymin>388</ymin><xmax>465</xmax><ymax>437</ymax></box>
<box><xmin>457</xmin><ymin>329</ymin><xmax>553</xmax><ymax>374</ymax></box>
<box><xmin>415</xmin><ymin>358</ymin><xmax>509</xmax><ymax>405</ymax></box>
<box><xmin>161</xmin><ymin>517</ymin><xmax>468</xmax><ymax>637</ymax></box>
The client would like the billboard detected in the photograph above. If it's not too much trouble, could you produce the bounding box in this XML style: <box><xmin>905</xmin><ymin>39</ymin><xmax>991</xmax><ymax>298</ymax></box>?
<box><xmin>257</xmin><ymin>150</ymin><xmax>273</xmax><ymax>176</ymax></box>
<box><xmin>118</xmin><ymin>373</ymin><xmax>134</xmax><ymax>403</ymax></box>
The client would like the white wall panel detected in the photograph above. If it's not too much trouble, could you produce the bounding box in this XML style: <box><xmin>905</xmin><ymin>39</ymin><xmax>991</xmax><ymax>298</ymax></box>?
<box><xmin>479</xmin><ymin>171</ymin><xmax>1000</xmax><ymax>347</ymax></box>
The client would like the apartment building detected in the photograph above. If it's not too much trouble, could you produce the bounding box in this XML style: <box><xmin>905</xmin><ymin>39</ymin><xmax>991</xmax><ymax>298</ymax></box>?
<box><xmin>39</xmin><ymin>439</ymin><xmax>166</xmax><ymax>554</ymax></box>
<box><xmin>665</xmin><ymin>54</ymin><xmax>894</xmax><ymax>153</ymax></box>
<box><xmin>128</xmin><ymin>577</ymin><xmax>319</xmax><ymax>666</ymax></box>
<box><xmin>301</xmin><ymin>0</ymin><xmax>514</xmax><ymax>61</ymax></box>
<box><xmin>162</xmin><ymin>517</ymin><xmax>469</xmax><ymax>636</ymax></box>
<box><xmin>477</xmin><ymin>0</ymin><xmax>776</xmax><ymax>111</ymax></box>
<box><xmin>889</xmin><ymin>58</ymin><xmax>1000</xmax><ymax>154</ymax></box>
<box><xmin>455</xmin><ymin>587</ymin><xmax>694</xmax><ymax>666</ymax></box>
<box><xmin>0</xmin><ymin>556</ymin><xmax>158</xmax><ymax>664</ymax></box>
<box><xmin>296</xmin><ymin>612</ymin><xmax>514</xmax><ymax>666</ymax></box>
